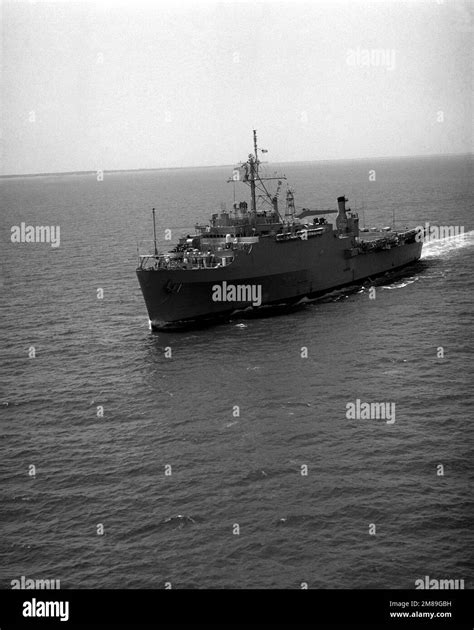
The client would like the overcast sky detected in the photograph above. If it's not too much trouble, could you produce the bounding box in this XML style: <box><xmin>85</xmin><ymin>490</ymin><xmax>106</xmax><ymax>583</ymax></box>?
<box><xmin>1</xmin><ymin>0</ymin><xmax>472</xmax><ymax>175</ymax></box>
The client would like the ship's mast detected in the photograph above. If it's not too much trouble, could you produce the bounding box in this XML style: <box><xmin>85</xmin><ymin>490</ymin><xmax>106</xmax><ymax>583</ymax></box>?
<box><xmin>249</xmin><ymin>129</ymin><xmax>259</xmax><ymax>218</ymax></box>
<box><xmin>253</xmin><ymin>129</ymin><xmax>259</xmax><ymax>176</ymax></box>
<box><xmin>227</xmin><ymin>130</ymin><xmax>286</xmax><ymax>220</ymax></box>
<box><xmin>152</xmin><ymin>207</ymin><xmax>158</xmax><ymax>256</ymax></box>
<box><xmin>249</xmin><ymin>156</ymin><xmax>257</xmax><ymax>217</ymax></box>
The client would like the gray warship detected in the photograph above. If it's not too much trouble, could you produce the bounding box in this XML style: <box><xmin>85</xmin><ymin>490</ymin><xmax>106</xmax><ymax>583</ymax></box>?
<box><xmin>137</xmin><ymin>131</ymin><xmax>423</xmax><ymax>330</ymax></box>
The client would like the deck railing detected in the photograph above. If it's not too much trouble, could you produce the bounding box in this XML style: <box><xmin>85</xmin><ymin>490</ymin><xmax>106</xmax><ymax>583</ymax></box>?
<box><xmin>138</xmin><ymin>253</ymin><xmax>234</xmax><ymax>271</ymax></box>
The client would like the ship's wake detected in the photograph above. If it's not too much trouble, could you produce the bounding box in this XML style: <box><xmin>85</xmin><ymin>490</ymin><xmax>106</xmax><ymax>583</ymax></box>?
<box><xmin>420</xmin><ymin>229</ymin><xmax>474</xmax><ymax>260</ymax></box>
<box><xmin>381</xmin><ymin>277</ymin><xmax>419</xmax><ymax>290</ymax></box>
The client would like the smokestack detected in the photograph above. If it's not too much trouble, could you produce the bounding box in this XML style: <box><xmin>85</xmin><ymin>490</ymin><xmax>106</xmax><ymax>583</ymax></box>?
<box><xmin>337</xmin><ymin>196</ymin><xmax>347</xmax><ymax>213</ymax></box>
<box><xmin>336</xmin><ymin>196</ymin><xmax>349</xmax><ymax>233</ymax></box>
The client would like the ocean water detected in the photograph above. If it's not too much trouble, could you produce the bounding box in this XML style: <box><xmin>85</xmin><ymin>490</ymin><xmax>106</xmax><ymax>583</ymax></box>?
<box><xmin>1</xmin><ymin>155</ymin><xmax>473</xmax><ymax>589</ymax></box>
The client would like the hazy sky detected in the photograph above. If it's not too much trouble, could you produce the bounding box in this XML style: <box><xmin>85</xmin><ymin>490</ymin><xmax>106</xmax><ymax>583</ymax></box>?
<box><xmin>1</xmin><ymin>0</ymin><xmax>472</xmax><ymax>174</ymax></box>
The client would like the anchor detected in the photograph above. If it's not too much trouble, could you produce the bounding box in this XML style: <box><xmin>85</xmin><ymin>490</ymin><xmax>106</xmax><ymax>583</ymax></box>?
<box><xmin>165</xmin><ymin>280</ymin><xmax>182</xmax><ymax>294</ymax></box>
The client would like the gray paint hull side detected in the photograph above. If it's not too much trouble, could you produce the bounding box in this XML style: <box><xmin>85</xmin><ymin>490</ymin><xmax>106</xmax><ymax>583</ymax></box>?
<box><xmin>136</xmin><ymin>238</ymin><xmax>423</xmax><ymax>328</ymax></box>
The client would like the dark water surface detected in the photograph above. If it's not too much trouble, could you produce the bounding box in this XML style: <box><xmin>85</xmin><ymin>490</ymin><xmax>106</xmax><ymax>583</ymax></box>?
<box><xmin>1</xmin><ymin>155</ymin><xmax>473</xmax><ymax>588</ymax></box>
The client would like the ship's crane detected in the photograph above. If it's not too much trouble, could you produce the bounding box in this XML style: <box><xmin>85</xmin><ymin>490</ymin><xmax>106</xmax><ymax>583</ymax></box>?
<box><xmin>295</xmin><ymin>208</ymin><xmax>338</xmax><ymax>219</ymax></box>
<box><xmin>271</xmin><ymin>179</ymin><xmax>283</xmax><ymax>213</ymax></box>
<box><xmin>285</xmin><ymin>188</ymin><xmax>296</xmax><ymax>222</ymax></box>
<box><xmin>274</xmin><ymin>179</ymin><xmax>283</xmax><ymax>200</ymax></box>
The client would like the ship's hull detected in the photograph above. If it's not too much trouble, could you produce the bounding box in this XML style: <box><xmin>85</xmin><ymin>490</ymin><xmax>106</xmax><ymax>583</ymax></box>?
<box><xmin>136</xmin><ymin>234</ymin><xmax>423</xmax><ymax>330</ymax></box>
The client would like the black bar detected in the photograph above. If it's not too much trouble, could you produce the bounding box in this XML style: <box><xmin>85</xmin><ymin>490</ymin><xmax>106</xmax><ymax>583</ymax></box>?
<box><xmin>0</xmin><ymin>589</ymin><xmax>472</xmax><ymax>627</ymax></box>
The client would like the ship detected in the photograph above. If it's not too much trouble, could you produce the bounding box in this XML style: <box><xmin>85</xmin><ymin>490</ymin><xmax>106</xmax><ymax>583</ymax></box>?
<box><xmin>136</xmin><ymin>131</ymin><xmax>423</xmax><ymax>330</ymax></box>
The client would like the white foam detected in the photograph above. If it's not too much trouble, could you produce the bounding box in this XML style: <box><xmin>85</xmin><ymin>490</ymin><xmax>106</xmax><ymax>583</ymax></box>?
<box><xmin>421</xmin><ymin>229</ymin><xmax>474</xmax><ymax>260</ymax></box>
<box><xmin>382</xmin><ymin>278</ymin><xmax>418</xmax><ymax>290</ymax></box>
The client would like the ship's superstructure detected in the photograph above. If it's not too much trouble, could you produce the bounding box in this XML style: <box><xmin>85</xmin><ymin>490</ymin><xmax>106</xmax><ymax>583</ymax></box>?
<box><xmin>137</xmin><ymin>131</ymin><xmax>423</xmax><ymax>329</ymax></box>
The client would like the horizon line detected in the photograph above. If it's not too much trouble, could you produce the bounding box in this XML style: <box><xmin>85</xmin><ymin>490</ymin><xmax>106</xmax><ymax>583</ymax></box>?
<box><xmin>1</xmin><ymin>151</ymin><xmax>472</xmax><ymax>179</ymax></box>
